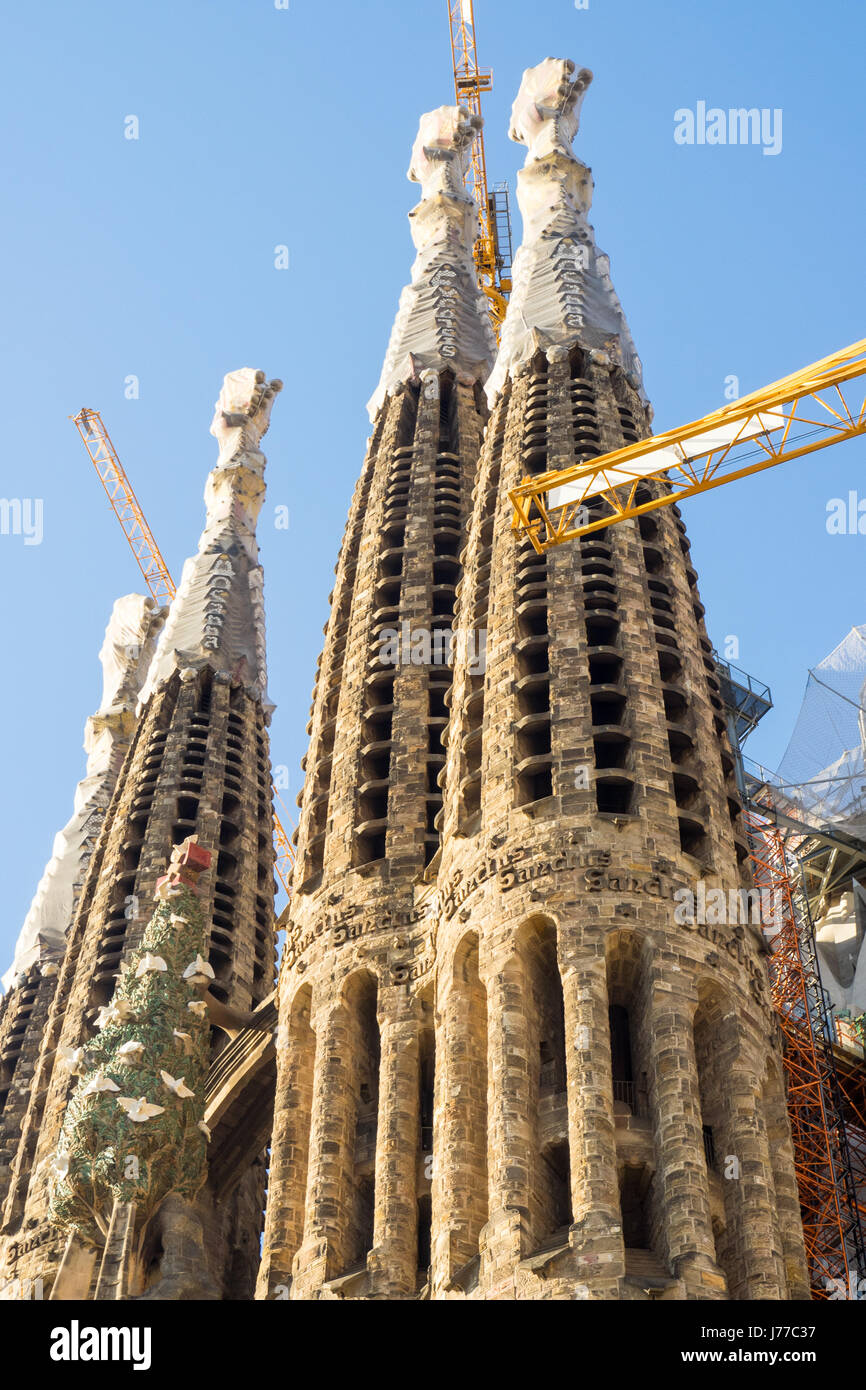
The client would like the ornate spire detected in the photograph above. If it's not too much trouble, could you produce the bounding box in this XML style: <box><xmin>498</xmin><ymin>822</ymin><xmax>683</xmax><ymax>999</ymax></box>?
<box><xmin>486</xmin><ymin>58</ymin><xmax>646</xmax><ymax>404</ymax></box>
<box><xmin>138</xmin><ymin>369</ymin><xmax>282</xmax><ymax>713</ymax></box>
<box><xmin>367</xmin><ymin>105</ymin><xmax>497</xmax><ymax>420</ymax></box>
<box><xmin>2</xmin><ymin>594</ymin><xmax>165</xmax><ymax>993</ymax></box>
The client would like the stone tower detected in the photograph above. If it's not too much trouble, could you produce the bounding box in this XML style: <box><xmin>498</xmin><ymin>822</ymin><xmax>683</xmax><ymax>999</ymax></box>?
<box><xmin>0</xmin><ymin>369</ymin><xmax>282</xmax><ymax>1299</ymax></box>
<box><xmin>429</xmin><ymin>59</ymin><xmax>809</xmax><ymax>1301</ymax></box>
<box><xmin>258</xmin><ymin>105</ymin><xmax>496</xmax><ymax>1299</ymax></box>
<box><xmin>0</xmin><ymin>594</ymin><xmax>164</xmax><ymax>1246</ymax></box>
<box><xmin>262</xmin><ymin>62</ymin><xmax>810</xmax><ymax>1303</ymax></box>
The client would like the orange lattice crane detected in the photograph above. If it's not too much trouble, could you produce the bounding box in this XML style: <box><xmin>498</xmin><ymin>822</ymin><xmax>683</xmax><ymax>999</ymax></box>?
<box><xmin>446</xmin><ymin>0</ymin><xmax>512</xmax><ymax>335</ymax></box>
<box><xmin>746</xmin><ymin>804</ymin><xmax>866</xmax><ymax>1299</ymax></box>
<box><xmin>71</xmin><ymin>407</ymin><xmax>296</xmax><ymax>899</ymax></box>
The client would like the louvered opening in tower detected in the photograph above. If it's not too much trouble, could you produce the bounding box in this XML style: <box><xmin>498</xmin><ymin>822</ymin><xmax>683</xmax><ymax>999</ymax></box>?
<box><xmin>522</xmin><ymin>353</ymin><xmax>549</xmax><ymax>476</ymax></box>
<box><xmin>455</xmin><ymin>387</ymin><xmax>506</xmax><ymax>834</ymax></box>
<box><xmin>300</xmin><ymin>432</ymin><xmax>378</xmax><ymax>886</ymax></box>
<box><xmin>515</xmin><ymin>537</ymin><xmax>552</xmax><ymax>807</ymax></box>
<box><xmin>352</xmin><ymin>438</ymin><xmax>411</xmax><ymax>865</ymax></box>
<box><xmin>637</xmin><ymin>488</ymin><xmax>715</xmax><ymax>867</ymax></box>
<box><xmin>580</xmin><ymin>531</ymin><xmax>635</xmax><ymax>816</ymax></box>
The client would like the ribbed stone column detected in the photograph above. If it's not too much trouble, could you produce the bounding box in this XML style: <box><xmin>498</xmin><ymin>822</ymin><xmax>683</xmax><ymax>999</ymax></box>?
<box><xmin>430</xmin><ymin>940</ymin><xmax>488</xmax><ymax>1292</ymax></box>
<box><xmin>368</xmin><ymin>1010</ymin><xmax>420</xmax><ymax>1297</ymax></box>
<box><xmin>256</xmin><ymin>986</ymin><xmax>315</xmax><ymax>1298</ymax></box>
<box><xmin>714</xmin><ymin>1062</ymin><xmax>787</xmax><ymax>1299</ymax></box>
<box><xmin>643</xmin><ymin>987</ymin><xmax>721</xmax><ymax>1295</ymax></box>
<box><xmin>562</xmin><ymin>960</ymin><xmax>624</xmax><ymax>1290</ymax></box>
<box><xmin>763</xmin><ymin>1065</ymin><xmax>811</xmax><ymax>1299</ymax></box>
<box><xmin>292</xmin><ymin>1000</ymin><xmax>354</xmax><ymax>1295</ymax></box>
<box><xmin>484</xmin><ymin>956</ymin><xmax>532</xmax><ymax>1276</ymax></box>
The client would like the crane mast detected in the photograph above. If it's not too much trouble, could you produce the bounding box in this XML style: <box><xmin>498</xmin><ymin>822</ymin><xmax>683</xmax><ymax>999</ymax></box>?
<box><xmin>446</xmin><ymin>0</ymin><xmax>511</xmax><ymax>334</ymax></box>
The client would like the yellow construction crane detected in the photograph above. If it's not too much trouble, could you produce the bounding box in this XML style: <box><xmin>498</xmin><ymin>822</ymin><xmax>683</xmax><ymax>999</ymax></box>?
<box><xmin>510</xmin><ymin>337</ymin><xmax>866</xmax><ymax>552</ymax></box>
<box><xmin>71</xmin><ymin>407</ymin><xmax>296</xmax><ymax>898</ymax></box>
<box><xmin>446</xmin><ymin>0</ymin><xmax>512</xmax><ymax>335</ymax></box>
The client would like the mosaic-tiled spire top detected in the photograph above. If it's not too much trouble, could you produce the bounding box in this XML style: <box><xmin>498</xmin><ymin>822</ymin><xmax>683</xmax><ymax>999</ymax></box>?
<box><xmin>367</xmin><ymin>104</ymin><xmax>497</xmax><ymax>420</ymax></box>
<box><xmin>486</xmin><ymin>57</ymin><xmax>646</xmax><ymax>404</ymax></box>
<box><xmin>139</xmin><ymin>369</ymin><xmax>282</xmax><ymax>713</ymax></box>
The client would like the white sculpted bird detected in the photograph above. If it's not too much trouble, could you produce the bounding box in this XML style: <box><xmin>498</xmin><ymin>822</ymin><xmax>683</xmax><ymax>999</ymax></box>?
<box><xmin>182</xmin><ymin>954</ymin><xmax>214</xmax><ymax>984</ymax></box>
<box><xmin>95</xmin><ymin>998</ymin><xmax>137</xmax><ymax>1029</ymax></box>
<box><xmin>198</xmin><ymin>1120</ymin><xmax>212</xmax><ymax>1142</ymax></box>
<box><xmin>117</xmin><ymin>1040</ymin><xmax>146</xmax><ymax>1062</ymax></box>
<box><xmin>187</xmin><ymin>1000</ymin><xmax>207</xmax><ymax>1018</ymax></box>
<box><xmin>173</xmin><ymin>1029</ymin><xmax>194</xmax><ymax>1053</ymax></box>
<box><xmin>160</xmin><ymin>1069</ymin><xmax>195</xmax><ymax>1099</ymax></box>
<box><xmin>50</xmin><ymin>1152</ymin><xmax>71</xmax><ymax>1181</ymax></box>
<box><xmin>136</xmin><ymin>952</ymin><xmax>168</xmax><ymax>977</ymax></box>
<box><xmin>57</xmin><ymin>1044</ymin><xmax>85</xmax><ymax>1073</ymax></box>
<box><xmin>116</xmin><ymin>1096</ymin><xmax>165</xmax><ymax>1122</ymax></box>
<box><xmin>81</xmin><ymin>1072</ymin><xmax>120</xmax><ymax>1097</ymax></box>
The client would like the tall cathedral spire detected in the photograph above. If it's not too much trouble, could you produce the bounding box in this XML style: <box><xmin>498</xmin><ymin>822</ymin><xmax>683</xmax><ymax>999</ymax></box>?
<box><xmin>1</xmin><ymin>371</ymin><xmax>283</xmax><ymax>1300</ymax></box>
<box><xmin>486</xmin><ymin>58</ymin><xmax>645</xmax><ymax>404</ymax></box>
<box><xmin>259</xmin><ymin>106</ymin><xmax>494</xmax><ymax>1300</ymax></box>
<box><xmin>368</xmin><ymin>105</ymin><xmax>497</xmax><ymax>419</ymax></box>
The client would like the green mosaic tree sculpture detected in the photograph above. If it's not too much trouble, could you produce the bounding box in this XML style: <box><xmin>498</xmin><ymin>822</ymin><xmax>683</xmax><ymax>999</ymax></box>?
<box><xmin>48</xmin><ymin>837</ymin><xmax>214</xmax><ymax>1249</ymax></box>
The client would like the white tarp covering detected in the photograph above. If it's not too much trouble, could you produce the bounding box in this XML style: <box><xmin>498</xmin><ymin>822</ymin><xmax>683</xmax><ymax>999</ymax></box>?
<box><xmin>486</xmin><ymin>59</ymin><xmax>645</xmax><ymax>406</ymax></box>
<box><xmin>137</xmin><ymin>370</ymin><xmax>281</xmax><ymax>713</ymax></box>
<box><xmin>367</xmin><ymin>106</ymin><xmax>496</xmax><ymax>420</ymax></box>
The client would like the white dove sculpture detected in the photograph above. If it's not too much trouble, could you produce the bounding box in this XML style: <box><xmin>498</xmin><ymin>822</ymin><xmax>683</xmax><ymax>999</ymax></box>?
<box><xmin>136</xmin><ymin>952</ymin><xmax>168</xmax><ymax>977</ymax></box>
<box><xmin>198</xmin><ymin>1120</ymin><xmax>212</xmax><ymax>1142</ymax></box>
<box><xmin>95</xmin><ymin>998</ymin><xmax>137</xmax><ymax>1029</ymax></box>
<box><xmin>173</xmin><ymin>1029</ymin><xmax>194</xmax><ymax>1053</ymax></box>
<box><xmin>160</xmin><ymin>1069</ymin><xmax>195</xmax><ymax>1099</ymax></box>
<box><xmin>51</xmin><ymin>1152</ymin><xmax>71</xmax><ymax>1181</ymax></box>
<box><xmin>58</xmin><ymin>1044</ymin><xmax>85</xmax><ymax>1073</ymax></box>
<box><xmin>117</xmin><ymin>1039</ymin><xmax>146</xmax><ymax>1063</ymax></box>
<box><xmin>182</xmin><ymin>954</ymin><xmax>214</xmax><ymax>984</ymax></box>
<box><xmin>187</xmin><ymin>1000</ymin><xmax>207</xmax><ymax>1018</ymax></box>
<box><xmin>116</xmin><ymin>1096</ymin><xmax>166</xmax><ymax>1123</ymax></box>
<box><xmin>81</xmin><ymin>1072</ymin><xmax>120</xmax><ymax>1097</ymax></box>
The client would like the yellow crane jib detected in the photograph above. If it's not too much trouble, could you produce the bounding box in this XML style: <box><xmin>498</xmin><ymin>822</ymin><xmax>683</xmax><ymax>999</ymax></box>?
<box><xmin>509</xmin><ymin>337</ymin><xmax>866</xmax><ymax>553</ymax></box>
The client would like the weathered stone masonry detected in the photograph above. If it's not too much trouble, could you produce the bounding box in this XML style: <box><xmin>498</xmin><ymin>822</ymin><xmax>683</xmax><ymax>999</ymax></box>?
<box><xmin>0</xmin><ymin>370</ymin><xmax>282</xmax><ymax>1299</ymax></box>
<box><xmin>261</xmin><ymin>64</ymin><xmax>809</xmax><ymax>1302</ymax></box>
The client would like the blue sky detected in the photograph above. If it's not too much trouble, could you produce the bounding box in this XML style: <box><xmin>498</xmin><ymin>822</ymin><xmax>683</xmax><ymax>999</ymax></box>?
<box><xmin>1</xmin><ymin>0</ymin><xmax>863</xmax><ymax>968</ymax></box>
